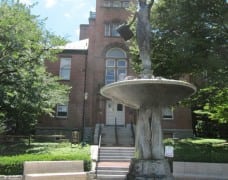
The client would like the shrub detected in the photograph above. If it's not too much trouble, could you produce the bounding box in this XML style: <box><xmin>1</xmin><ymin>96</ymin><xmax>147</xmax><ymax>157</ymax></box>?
<box><xmin>0</xmin><ymin>142</ymin><xmax>91</xmax><ymax>175</ymax></box>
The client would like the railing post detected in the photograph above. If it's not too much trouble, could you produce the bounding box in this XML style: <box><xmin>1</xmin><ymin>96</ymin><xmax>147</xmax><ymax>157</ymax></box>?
<box><xmin>95</xmin><ymin>125</ymin><xmax>102</xmax><ymax>179</ymax></box>
<box><xmin>115</xmin><ymin>118</ymin><xmax>118</xmax><ymax>145</ymax></box>
<box><xmin>131</xmin><ymin>121</ymin><xmax>135</xmax><ymax>146</ymax></box>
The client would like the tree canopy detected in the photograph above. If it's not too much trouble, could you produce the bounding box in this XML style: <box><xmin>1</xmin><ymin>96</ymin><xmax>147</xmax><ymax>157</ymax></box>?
<box><xmin>0</xmin><ymin>1</ymin><xmax>70</xmax><ymax>134</ymax></box>
<box><xmin>128</xmin><ymin>0</ymin><xmax>227</xmax><ymax>124</ymax></box>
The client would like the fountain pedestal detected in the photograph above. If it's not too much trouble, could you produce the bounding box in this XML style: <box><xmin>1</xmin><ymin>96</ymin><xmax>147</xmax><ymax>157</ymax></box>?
<box><xmin>100</xmin><ymin>78</ymin><xmax>196</xmax><ymax>180</ymax></box>
<box><xmin>127</xmin><ymin>159</ymin><xmax>173</xmax><ymax>180</ymax></box>
<box><xmin>128</xmin><ymin>106</ymin><xmax>173</xmax><ymax>180</ymax></box>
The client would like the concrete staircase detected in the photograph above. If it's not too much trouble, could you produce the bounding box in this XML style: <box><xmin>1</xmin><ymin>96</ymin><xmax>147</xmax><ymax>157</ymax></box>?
<box><xmin>101</xmin><ymin>125</ymin><xmax>134</xmax><ymax>146</ymax></box>
<box><xmin>94</xmin><ymin>124</ymin><xmax>135</xmax><ymax>179</ymax></box>
<box><xmin>118</xmin><ymin>125</ymin><xmax>135</xmax><ymax>146</ymax></box>
<box><xmin>96</xmin><ymin>147</ymin><xmax>134</xmax><ymax>180</ymax></box>
<box><xmin>101</xmin><ymin>126</ymin><xmax>116</xmax><ymax>146</ymax></box>
<box><xmin>99</xmin><ymin>147</ymin><xmax>134</xmax><ymax>162</ymax></box>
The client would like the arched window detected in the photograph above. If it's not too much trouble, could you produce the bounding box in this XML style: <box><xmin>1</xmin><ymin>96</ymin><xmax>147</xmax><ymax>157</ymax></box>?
<box><xmin>105</xmin><ymin>48</ymin><xmax>127</xmax><ymax>84</ymax></box>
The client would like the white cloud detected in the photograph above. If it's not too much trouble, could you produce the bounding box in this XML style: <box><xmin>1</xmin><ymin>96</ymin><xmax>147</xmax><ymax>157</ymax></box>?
<box><xmin>64</xmin><ymin>13</ymin><xmax>72</xmax><ymax>18</ymax></box>
<box><xmin>45</xmin><ymin>0</ymin><xmax>57</xmax><ymax>8</ymax></box>
<box><xmin>19</xmin><ymin>0</ymin><xmax>32</xmax><ymax>5</ymax></box>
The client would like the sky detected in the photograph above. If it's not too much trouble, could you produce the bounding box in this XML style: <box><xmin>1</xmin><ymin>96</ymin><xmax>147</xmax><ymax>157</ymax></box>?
<box><xmin>19</xmin><ymin>0</ymin><xmax>96</xmax><ymax>42</ymax></box>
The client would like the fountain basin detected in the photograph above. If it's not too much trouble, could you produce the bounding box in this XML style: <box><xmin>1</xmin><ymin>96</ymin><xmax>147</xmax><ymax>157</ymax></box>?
<box><xmin>100</xmin><ymin>78</ymin><xmax>196</xmax><ymax>109</ymax></box>
<box><xmin>100</xmin><ymin>78</ymin><xmax>196</xmax><ymax>180</ymax></box>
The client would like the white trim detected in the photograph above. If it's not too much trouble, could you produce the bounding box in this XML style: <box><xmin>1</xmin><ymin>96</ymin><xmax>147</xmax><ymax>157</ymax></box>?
<box><xmin>162</xmin><ymin>107</ymin><xmax>174</xmax><ymax>120</ymax></box>
<box><xmin>59</xmin><ymin>58</ymin><xmax>71</xmax><ymax>80</ymax></box>
<box><xmin>56</xmin><ymin>104</ymin><xmax>68</xmax><ymax>118</ymax></box>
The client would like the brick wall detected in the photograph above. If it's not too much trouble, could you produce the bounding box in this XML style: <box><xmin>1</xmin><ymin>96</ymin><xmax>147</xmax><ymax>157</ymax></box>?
<box><xmin>39</xmin><ymin>51</ymin><xmax>87</xmax><ymax>131</ymax></box>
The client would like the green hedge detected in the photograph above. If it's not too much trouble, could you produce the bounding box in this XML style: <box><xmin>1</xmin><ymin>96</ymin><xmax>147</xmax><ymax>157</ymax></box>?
<box><xmin>0</xmin><ymin>154</ymin><xmax>91</xmax><ymax>175</ymax></box>
<box><xmin>0</xmin><ymin>143</ymin><xmax>91</xmax><ymax>175</ymax></box>
<box><xmin>164</xmin><ymin>138</ymin><xmax>228</xmax><ymax>163</ymax></box>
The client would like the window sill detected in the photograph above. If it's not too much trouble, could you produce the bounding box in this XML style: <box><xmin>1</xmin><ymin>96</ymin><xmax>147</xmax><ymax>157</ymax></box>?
<box><xmin>163</xmin><ymin>118</ymin><xmax>173</xmax><ymax>121</ymax></box>
<box><xmin>101</xmin><ymin>6</ymin><xmax>127</xmax><ymax>9</ymax></box>
<box><xmin>104</xmin><ymin>36</ymin><xmax>121</xmax><ymax>38</ymax></box>
<box><xmin>59</xmin><ymin>79</ymin><xmax>70</xmax><ymax>81</ymax></box>
<box><xmin>56</xmin><ymin>116</ymin><xmax>68</xmax><ymax>119</ymax></box>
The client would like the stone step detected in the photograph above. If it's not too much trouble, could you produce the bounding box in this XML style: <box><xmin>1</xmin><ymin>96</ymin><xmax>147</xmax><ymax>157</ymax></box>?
<box><xmin>100</xmin><ymin>147</ymin><xmax>134</xmax><ymax>150</ymax></box>
<box><xmin>96</xmin><ymin>166</ymin><xmax>129</xmax><ymax>171</ymax></box>
<box><xmin>99</xmin><ymin>158</ymin><xmax>131</xmax><ymax>162</ymax></box>
<box><xmin>100</xmin><ymin>149</ymin><xmax>134</xmax><ymax>152</ymax></box>
<box><xmin>100</xmin><ymin>150</ymin><xmax>134</xmax><ymax>153</ymax></box>
<box><xmin>99</xmin><ymin>152</ymin><xmax>134</xmax><ymax>156</ymax></box>
<box><xmin>97</xmin><ymin>174</ymin><xmax>126</xmax><ymax>180</ymax></box>
<box><xmin>99</xmin><ymin>153</ymin><xmax>134</xmax><ymax>156</ymax></box>
<box><xmin>24</xmin><ymin>172</ymin><xmax>87</xmax><ymax>180</ymax></box>
<box><xmin>96</xmin><ymin>170</ymin><xmax>128</xmax><ymax>175</ymax></box>
<box><xmin>96</xmin><ymin>161</ymin><xmax>130</xmax><ymax>180</ymax></box>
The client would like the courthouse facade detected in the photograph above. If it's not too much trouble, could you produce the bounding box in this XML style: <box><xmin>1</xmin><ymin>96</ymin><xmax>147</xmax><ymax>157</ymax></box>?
<box><xmin>37</xmin><ymin>0</ymin><xmax>193</xmax><ymax>140</ymax></box>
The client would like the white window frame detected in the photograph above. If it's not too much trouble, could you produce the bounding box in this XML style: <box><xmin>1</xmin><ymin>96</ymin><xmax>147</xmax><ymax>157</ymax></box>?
<box><xmin>113</xmin><ymin>1</ymin><xmax>121</xmax><ymax>7</ymax></box>
<box><xmin>104</xmin><ymin>23</ymin><xmax>121</xmax><ymax>37</ymax></box>
<box><xmin>103</xmin><ymin>0</ymin><xmax>129</xmax><ymax>8</ymax></box>
<box><xmin>104</xmin><ymin>0</ymin><xmax>111</xmax><ymax>7</ymax></box>
<box><xmin>105</xmin><ymin>59</ymin><xmax>127</xmax><ymax>84</ymax></box>
<box><xmin>59</xmin><ymin>58</ymin><xmax>71</xmax><ymax>80</ymax></box>
<box><xmin>106</xmin><ymin>67</ymin><xmax>116</xmax><ymax>84</ymax></box>
<box><xmin>162</xmin><ymin>107</ymin><xmax>173</xmax><ymax>120</ymax></box>
<box><xmin>56</xmin><ymin>104</ymin><xmax>68</xmax><ymax>118</ymax></box>
<box><xmin>105</xmin><ymin>48</ymin><xmax>127</xmax><ymax>84</ymax></box>
<box><xmin>105</xmin><ymin>24</ymin><xmax>111</xmax><ymax>36</ymax></box>
<box><xmin>122</xmin><ymin>1</ymin><xmax>129</xmax><ymax>8</ymax></box>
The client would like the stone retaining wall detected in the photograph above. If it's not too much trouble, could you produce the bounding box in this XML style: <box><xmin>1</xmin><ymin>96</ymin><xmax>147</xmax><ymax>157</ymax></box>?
<box><xmin>173</xmin><ymin>161</ymin><xmax>228</xmax><ymax>180</ymax></box>
<box><xmin>1</xmin><ymin>162</ymin><xmax>228</xmax><ymax>180</ymax></box>
<box><xmin>0</xmin><ymin>175</ymin><xmax>22</xmax><ymax>180</ymax></box>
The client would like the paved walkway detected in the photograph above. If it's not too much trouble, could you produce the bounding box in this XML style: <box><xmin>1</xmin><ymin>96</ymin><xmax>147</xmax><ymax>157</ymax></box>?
<box><xmin>97</xmin><ymin>162</ymin><xmax>130</xmax><ymax>168</ymax></box>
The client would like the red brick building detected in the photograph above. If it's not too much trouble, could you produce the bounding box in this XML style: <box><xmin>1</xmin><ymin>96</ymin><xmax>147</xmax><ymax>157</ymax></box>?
<box><xmin>37</xmin><ymin>0</ymin><xmax>193</xmax><ymax>141</ymax></box>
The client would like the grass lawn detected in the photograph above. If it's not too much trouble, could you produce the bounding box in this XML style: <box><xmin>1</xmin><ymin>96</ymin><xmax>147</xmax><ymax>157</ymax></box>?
<box><xmin>0</xmin><ymin>141</ymin><xmax>91</xmax><ymax>175</ymax></box>
<box><xmin>164</xmin><ymin>138</ymin><xmax>228</xmax><ymax>163</ymax></box>
<box><xmin>0</xmin><ymin>138</ymin><xmax>227</xmax><ymax>175</ymax></box>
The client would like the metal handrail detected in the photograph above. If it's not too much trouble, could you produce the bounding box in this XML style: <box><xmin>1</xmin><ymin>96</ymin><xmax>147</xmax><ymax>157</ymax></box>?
<box><xmin>98</xmin><ymin>134</ymin><xmax>102</xmax><ymax>150</ymax></box>
<box><xmin>97</xmin><ymin>124</ymin><xmax>102</xmax><ymax>145</ymax></box>
<box><xmin>131</xmin><ymin>121</ymin><xmax>135</xmax><ymax>146</ymax></box>
<box><xmin>115</xmin><ymin>118</ymin><xmax>119</xmax><ymax>145</ymax></box>
<box><xmin>95</xmin><ymin>125</ymin><xmax>102</xmax><ymax>179</ymax></box>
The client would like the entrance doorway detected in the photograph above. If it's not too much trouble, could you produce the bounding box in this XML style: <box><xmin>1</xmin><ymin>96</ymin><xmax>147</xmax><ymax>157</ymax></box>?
<box><xmin>106</xmin><ymin>100</ymin><xmax>125</xmax><ymax>125</ymax></box>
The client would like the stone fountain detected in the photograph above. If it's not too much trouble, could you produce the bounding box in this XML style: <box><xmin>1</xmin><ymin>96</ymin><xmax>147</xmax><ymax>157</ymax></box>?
<box><xmin>100</xmin><ymin>78</ymin><xmax>196</xmax><ymax>179</ymax></box>
<box><xmin>100</xmin><ymin>0</ymin><xmax>196</xmax><ymax>179</ymax></box>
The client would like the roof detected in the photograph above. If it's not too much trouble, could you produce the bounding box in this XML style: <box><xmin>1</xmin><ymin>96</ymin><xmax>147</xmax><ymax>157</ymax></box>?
<box><xmin>58</xmin><ymin>39</ymin><xmax>89</xmax><ymax>50</ymax></box>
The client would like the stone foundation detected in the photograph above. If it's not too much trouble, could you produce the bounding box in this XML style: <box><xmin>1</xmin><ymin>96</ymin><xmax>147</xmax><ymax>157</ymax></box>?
<box><xmin>127</xmin><ymin>159</ymin><xmax>174</xmax><ymax>180</ymax></box>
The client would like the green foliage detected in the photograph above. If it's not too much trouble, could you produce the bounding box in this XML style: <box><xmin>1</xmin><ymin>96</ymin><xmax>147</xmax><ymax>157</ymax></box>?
<box><xmin>151</xmin><ymin>0</ymin><xmax>227</xmax><ymax>77</ymax></box>
<box><xmin>129</xmin><ymin>0</ymin><xmax>227</xmax><ymax>125</ymax></box>
<box><xmin>0</xmin><ymin>142</ymin><xmax>91</xmax><ymax>175</ymax></box>
<box><xmin>164</xmin><ymin>138</ymin><xmax>228</xmax><ymax>163</ymax></box>
<box><xmin>194</xmin><ymin>87</ymin><xmax>228</xmax><ymax>123</ymax></box>
<box><xmin>0</xmin><ymin>2</ymin><xmax>70</xmax><ymax>134</ymax></box>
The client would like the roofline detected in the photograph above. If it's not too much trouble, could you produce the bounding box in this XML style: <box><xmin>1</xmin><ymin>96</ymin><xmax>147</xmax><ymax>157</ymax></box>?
<box><xmin>60</xmin><ymin>49</ymin><xmax>88</xmax><ymax>55</ymax></box>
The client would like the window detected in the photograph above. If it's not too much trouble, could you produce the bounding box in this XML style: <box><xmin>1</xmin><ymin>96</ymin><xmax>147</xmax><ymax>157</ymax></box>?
<box><xmin>117</xmin><ymin>104</ymin><xmax>123</xmax><ymax>111</ymax></box>
<box><xmin>104</xmin><ymin>0</ymin><xmax>111</xmax><ymax>7</ymax></box>
<box><xmin>105</xmin><ymin>48</ymin><xmax>127</xmax><ymax>84</ymax></box>
<box><xmin>162</xmin><ymin>107</ymin><xmax>173</xmax><ymax>120</ymax></box>
<box><xmin>105</xmin><ymin>23</ymin><xmax>121</xmax><ymax>37</ymax></box>
<box><xmin>103</xmin><ymin>0</ymin><xmax>129</xmax><ymax>8</ymax></box>
<box><xmin>122</xmin><ymin>1</ymin><xmax>129</xmax><ymax>8</ymax></box>
<box><xmin>106</xmin><ymin>60</ymin><xmax>115</xmax><ymax>84</ymax></box>
<box><xmin>56</xmin><ymin>104</ymin><xmax>68</xmax><ymax>117</ymax></box>
<box><xmin>59</xmin><ymin>58</ymin><xmax>71</xmax><ymax>80</ymax></box>
<box><xmin>113</xmin><ymin>1</ymin><xmax>121</xmax><ymax>7</ymax></box>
